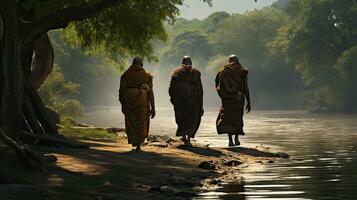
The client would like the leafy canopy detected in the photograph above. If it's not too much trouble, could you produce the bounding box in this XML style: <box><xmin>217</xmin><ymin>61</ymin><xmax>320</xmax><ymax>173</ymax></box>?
<box><xmin>21</xmin><ymin>0</ymin><xmax>212</xmax><ymax>65</ymax></box>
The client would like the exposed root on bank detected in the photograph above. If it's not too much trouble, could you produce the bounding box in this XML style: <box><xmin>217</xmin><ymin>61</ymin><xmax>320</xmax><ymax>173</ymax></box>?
<box><xmin>22</xmin><ymin>131</ymin><xmax>89</xmax><ymax>149</ymax></box>
<box><xmin>0</xmin><ymin>129</ymin><xmax>44</xmax><ymax>171</ymax></box>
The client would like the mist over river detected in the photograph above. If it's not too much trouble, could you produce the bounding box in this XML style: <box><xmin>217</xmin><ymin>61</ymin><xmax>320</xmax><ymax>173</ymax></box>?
<box><xmin>79</xmin><ymin>108</ymin><xmax>357</xmax><ymax>199</ymax></box>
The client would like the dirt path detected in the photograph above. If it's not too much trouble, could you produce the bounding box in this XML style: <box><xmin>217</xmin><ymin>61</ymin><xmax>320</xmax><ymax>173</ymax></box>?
<box><xmin>1</xmin><ymin>136</ymin><xmax>288</xmax><ymax>200</ymax></box>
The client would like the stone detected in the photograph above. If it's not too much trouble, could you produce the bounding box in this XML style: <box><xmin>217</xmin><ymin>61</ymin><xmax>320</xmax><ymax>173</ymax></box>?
<box><xmin>223</xmin><ymin>160</ymin><xmax>243</xmax><ymax>166</ymax></box>
<box><xmin>198</xmin><ymin>161</ymin><xmax>216</xmax><ymax>170</ymax></box>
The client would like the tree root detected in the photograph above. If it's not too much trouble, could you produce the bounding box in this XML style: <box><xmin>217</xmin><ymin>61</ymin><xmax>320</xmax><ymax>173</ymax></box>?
<box><xmin>0</xmin><ymin>129</ymin><xmax>44</xmax><ymax>171</ymax></box>
<box><xmin>22</xmin><ymin>131</ymin><xmax>89</xmax><ymax>149</ymax></box>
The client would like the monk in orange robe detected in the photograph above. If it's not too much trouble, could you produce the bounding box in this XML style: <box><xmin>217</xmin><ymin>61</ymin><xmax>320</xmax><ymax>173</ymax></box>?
<box><xmin>169</xmin><ymin>56</ymin><xmax>204</xmax><ymax>146</ymax></box>
<box><xmin>215</xmin><ymin>55</ymin><xmax>251</xmax><ymax>147</ymax></box>
<box><xmin>119</xmin><ymin>57</ymin><xmax>155</xmax><ymax>151</ymax></box>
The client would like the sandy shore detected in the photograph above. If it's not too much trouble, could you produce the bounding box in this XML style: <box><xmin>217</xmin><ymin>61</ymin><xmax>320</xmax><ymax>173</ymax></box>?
<box><xmin>0</xmin><ymin>134</ymin><xmax>288</xmax><ymax>200</ymax></box>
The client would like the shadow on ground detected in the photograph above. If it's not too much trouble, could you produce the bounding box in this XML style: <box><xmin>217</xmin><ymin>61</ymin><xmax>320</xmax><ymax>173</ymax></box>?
<box><xmin>226</xmin><ymin>146</ymin><xmax>289</xmax><ymax>158</ymax></box>
<box><xmin>177</xmin><ymin>145</ymin><xmax>224</xmax><ymax>157</ymax></box>
<box><xmin>0</xmin><ymin>140</ymin><xmax>216</xmax><ymax>200</ymax></box>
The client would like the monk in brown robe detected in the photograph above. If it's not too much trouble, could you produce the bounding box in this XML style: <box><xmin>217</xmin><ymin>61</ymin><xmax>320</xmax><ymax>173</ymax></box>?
<box><xmin>215</xmin><ymin>55</ymin><xmax>251</xmax><ymax>147</ymax></box>
<box><xmin>169</xmin><ymin>56</ymin><xmax>204</xmax><ymax>146</ymax></box>
<box><xmin>119</xmin><ymin>57</ymin><xmax>156</xmax><ymax>151</ymax></box>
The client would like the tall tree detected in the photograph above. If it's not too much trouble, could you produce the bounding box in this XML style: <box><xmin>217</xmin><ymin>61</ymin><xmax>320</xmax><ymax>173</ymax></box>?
<box><xmin>0</xmin><ymin>0</ymin><xmax>211</xmax><ymax>168</ymax></box>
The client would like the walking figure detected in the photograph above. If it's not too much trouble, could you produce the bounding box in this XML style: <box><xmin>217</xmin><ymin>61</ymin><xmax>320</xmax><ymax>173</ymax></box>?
<box><xmin>169</xmin><ymin>56</ymin><xmax>204</xmax><ymax>146</ymax></box>
<box><xmin>215</xmin><ymin>55</ymin><xmax>251</xmax><ymax>147</ymax></box>
<box><xmin>119</xmin><ymin>57</ymin><xmax>156</xmax><ymax>151</ymax></box>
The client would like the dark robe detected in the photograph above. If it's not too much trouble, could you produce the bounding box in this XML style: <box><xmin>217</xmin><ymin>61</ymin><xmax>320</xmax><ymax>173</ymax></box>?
<box><xmin>169</xmin><ymin>65</ymin><xmax>204</xmax><ymax>138</ymax></box>
<box><xmin>215</xmin><ymin>62</ymin><xmax>248</xmax><ymax>135</ymax></box>
<box><xmin>119</xmin><ymin>65</ymin><xmax>153</xmax><ymax>146</ymax></box>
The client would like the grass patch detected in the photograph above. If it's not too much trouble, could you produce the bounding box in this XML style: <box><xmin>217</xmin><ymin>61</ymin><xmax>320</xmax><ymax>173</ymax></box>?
<box><xmin>60</xmin><ymin>127</ymin><xmax>117</xmax><ymax>140</ymax></box>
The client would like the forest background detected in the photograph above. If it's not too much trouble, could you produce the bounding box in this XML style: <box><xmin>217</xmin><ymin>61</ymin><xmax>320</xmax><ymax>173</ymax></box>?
<box><xmin>45</xmin><ymin>0</ymin><xmax>357</xmax><ymax>121</ymax></box>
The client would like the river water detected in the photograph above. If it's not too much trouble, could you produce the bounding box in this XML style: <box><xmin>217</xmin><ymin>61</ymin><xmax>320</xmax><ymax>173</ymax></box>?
<box><xmin>79</xmin><ymin>107</ymin><xmax>357</xmax><ymax>200</ymax></box>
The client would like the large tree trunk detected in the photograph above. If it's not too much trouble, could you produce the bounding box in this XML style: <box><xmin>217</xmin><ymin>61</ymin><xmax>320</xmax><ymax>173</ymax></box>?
<box><xmin>24</xmin><ymin>81</ymin><xmax>59</xmax><ymax>136</ymax></box>
<box><xmin>31</xmin><ymin>33</ymin><xmax>54</xmax><ymax>90</ymax></box>
<box><xmin>0</xmin><ymin>1</ymin><xmax>24</xmax><ymax>141</ymax></box>
<box><xmin>19</xmin><ymin>30</ymin><xmax>60</xmax><ymax>137</ymax></box>
<box><xmin>0</xmin><ymin>0</ymin><xmax>123</xmax><ymax>174</ymax></box>
<box><xmin>0</xmin><ymin>2</ymin><xmax>88</xmax><ymax>174</ymax></box>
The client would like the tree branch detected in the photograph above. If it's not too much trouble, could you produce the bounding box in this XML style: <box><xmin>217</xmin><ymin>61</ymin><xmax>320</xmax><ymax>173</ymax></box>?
<box><xmin>23</xmin><ymin>0</ymin><xmax>128</xmax><ymax>44</ymax></box>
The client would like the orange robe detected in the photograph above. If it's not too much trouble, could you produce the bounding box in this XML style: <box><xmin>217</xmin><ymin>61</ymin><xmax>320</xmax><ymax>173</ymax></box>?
<box><xmin>119</xmin><ymin>65</ymin><xmax>153</xmax><ymax>146</ymax></box>
<box><xmin>215</xmin><ymin>62</ymin><xmax>248</xmax><ymax>135</ymax></box>
<box><xmin>169</xmin><ymin>65</ymin><xmax>204</xmax><ymax>138</ymax></box>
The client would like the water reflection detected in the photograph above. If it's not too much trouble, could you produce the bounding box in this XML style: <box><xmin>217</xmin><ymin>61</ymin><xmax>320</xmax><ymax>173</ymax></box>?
<box><xmin>79</xmin><ymin>108</ymin><xmax>357</xmax><ymax>199</ymax></box>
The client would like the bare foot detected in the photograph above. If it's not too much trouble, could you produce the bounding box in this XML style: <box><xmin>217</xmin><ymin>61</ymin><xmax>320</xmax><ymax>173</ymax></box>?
<box><xmin>180</xmin><ymin>136</ymin><xmax>187</xmax><ymax>142</ymax></box>
<box><xmin>228</xmin><ymin>141</ymin><xmax>235</xmax><ymax>147</ymax></box>
<box><xmin>185</xmin><ymin>139</ymin><xmax>192</xmax><ymax>147</ymax></box>
<box><xmin>228</xmin><ymin>135</ymin><xmax>234</xmax><ymax>147</ymax></box>
<box><xmin>234</xmin><ymin>138</ymin><xmax>241</xmax><ymax>146</ymax></box>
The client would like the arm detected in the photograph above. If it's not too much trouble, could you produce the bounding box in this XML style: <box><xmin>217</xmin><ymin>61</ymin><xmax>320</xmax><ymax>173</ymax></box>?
<box><xmin>244</xmin><ymin>71</ymin><xmax>251</xmax><ymax>113</ymax></box>
<box><xmin>119</xmin><ymin>75</ymin><xmax>126</xmax><ymax>113</ymax></box>
<box><xmin>149</xmin><ymin>89</ymin><xmax>156</xmax><ymax>119</ymax></box>
<box><xmin>215</xmin><ymin>72</ymin><xmax>222</xmax><ymax>98</ymax></box>
<box><xmin>168</xmin><ymin>76</ymin><xmax>175</xmax><ymax>104</ymax></box>
<box><xmin>198</xmin><ymin>73</ymin><xmax>204</xmax><ymax>116</ymax></box>
<box><xmin>148</xmin><ymin>76</ymin><xmax>156</xmax><ymax>119</ymax></box>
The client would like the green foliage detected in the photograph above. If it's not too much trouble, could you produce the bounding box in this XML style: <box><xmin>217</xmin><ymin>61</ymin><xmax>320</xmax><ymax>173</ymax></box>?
<box><xmin>60</xmin><ymin>126</ymin><xmax>117</xmax><ymax>140</ymax></box>
<box><xmin>38</xmin><ymin>65</ymin><xmax>84</xmax><ymax>119</ymax></box>
<box><xmin>36</xmin><ymin>0</ymin><xmax>357</xmax><ymax>112</ymax></box>
<box><xmin>272</xmin><ymin>0</ymin><xmax>357</xmax><ymax>112</ymax></box>
<box><xmin>50</xmin><ymin>31</ymin><xmax>118</xmax><ymax>106</ymax></box>
<box><xmin>214</xmin><ymin>8</ymin><xmax>287</xmax><ymax>60</ymax></box>
<box><xmin>61</xmin><ymin>1</ymin><xmax>174</xmax><ymax>64</ymax></box>
<box><xmin>56</xmin><ymin>0</ymin><xmax>210</xmax><ymax>66</ymax></box>
<box><xmin>21</xmin><ymin>0</ymin><xmax>212</xmax><ymax>67</ymax></box>
<box><xmin>162</xmin><ymin>31</ymin><xmax>212</xmax><ymax>67</ymax></box>
<box><xmin>32</xmin><ymin>1</ymin><xmax>213</xmax><ymax>108</ymax></box>
<box><xmin>336</xmin><ymin>46</ymin><xmax>357</xmax><ymax>112</ymax></box>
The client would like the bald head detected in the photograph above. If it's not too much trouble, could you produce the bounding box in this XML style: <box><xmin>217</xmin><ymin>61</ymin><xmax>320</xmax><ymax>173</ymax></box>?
<box><xmin>182</xmin><ymin>56</ymin><xmax>192</xmax><ymax>66</ymax></box>
<box><xmin>228</xmin><ymin>54</ymin><xmax>239</xmax><ymax>63</ymax></box>
<box><xmin>132</xmin><ymin>56</ymin><xmax>143</xmax><ymax>66</ymax></box>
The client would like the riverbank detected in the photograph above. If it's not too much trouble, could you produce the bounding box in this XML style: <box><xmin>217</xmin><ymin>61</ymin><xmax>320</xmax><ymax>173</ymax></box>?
<box><xmin>0</xmin><ymin>131</ymin><xmax>288</xmax><ymax>200</ymax></box>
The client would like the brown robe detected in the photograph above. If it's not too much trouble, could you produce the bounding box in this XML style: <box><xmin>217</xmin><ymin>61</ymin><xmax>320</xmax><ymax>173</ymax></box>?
<box><xmin>169</xmin><ymin>65</ymin><xmax>203</xmax><ymax>138</ymax></box>
<box><xmin>119</xmin><ymin>65</ymin><xmax>153</xmax><ymax>146</ymax></box>
<box><xmin>215</xmin><ymin>62</ymin><xmax>248</xmax><ymax>135</ymax></box>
